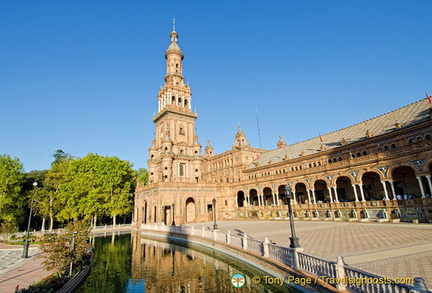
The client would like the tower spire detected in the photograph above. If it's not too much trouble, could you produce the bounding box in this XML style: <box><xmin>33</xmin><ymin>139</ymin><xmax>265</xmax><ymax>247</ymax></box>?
<box><xmin>172</xmin><ymin>16</ymin><xmax>176</xmax><ymax>32</ymax></box>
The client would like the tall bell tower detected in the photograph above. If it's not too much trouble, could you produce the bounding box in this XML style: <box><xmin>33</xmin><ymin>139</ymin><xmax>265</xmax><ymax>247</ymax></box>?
<box><xmin>148</xmin><ymin>22</ymin><xmax>203</xmax><ymax>184</ymax></box>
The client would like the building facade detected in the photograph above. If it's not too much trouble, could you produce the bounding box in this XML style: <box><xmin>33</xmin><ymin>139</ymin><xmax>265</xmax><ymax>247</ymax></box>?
<box><xmin>134</xmin><ymin>28</ymin><xmax>432</xmax><ymax>226</ymax></box>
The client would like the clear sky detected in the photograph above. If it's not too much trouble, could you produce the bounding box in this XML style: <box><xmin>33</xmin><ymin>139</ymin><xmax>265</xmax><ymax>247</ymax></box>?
<box><xmin>1</xmin><ymin>0</ymin><xmax>431</xmax><ymax>172</ymax></box>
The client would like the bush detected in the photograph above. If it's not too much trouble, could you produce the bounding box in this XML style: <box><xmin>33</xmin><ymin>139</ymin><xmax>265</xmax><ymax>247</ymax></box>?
<box><xmin>15</xmin><ymin>275</ymin><xmax>70</xmax><ymax>293</ymax></box>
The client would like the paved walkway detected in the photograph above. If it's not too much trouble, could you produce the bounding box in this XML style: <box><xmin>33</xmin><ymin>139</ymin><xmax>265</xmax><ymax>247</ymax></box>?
<box><xmin>185</xmin><ymin>220</ymin><xmax>432</xmax><ymax>288</ymax></box>
<box><xmin>0</xmin><ymin>244</ymin><xmax>52</xmax><ymax>293</ymax></box>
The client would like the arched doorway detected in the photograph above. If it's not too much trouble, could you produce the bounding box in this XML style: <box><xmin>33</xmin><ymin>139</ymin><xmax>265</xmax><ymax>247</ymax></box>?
<box><xmin>185</xmin><ymin>197</ymin><xmax>196</xmax><ymax>223</ymax></box>
<box><xmin>314</xmin><ymin>180</ymin><xmax>328</xmax><ymax>202</ymax></box>
<box><xmin>276</xmin><ymin>185</ymin><xmax>286</xmax><ymax>205</ymax></box>
<box><xmin>336</xmin><ymin>176</ymin><xmax>356</xmax><ymax>201</ymax></box>
<box><xmin>263</xmin><ymin>187</ymin><xmax>273</xmax><ymax>205</ymax></box>
<box><xmin>361</xmin><ymin>172</ymin><xmax>384</xmax><ymax>200</ymax></box>
<box><xmin>391</xmin><ymin>166</ymin><xmax>421</xmax><ymax>198</ymax></box>
<box><xmin>250</xmin><ymin>189</ymin><xmax>259</xmax><ymax>206</ymax></box>
<box><xmin>294</xmin><ymin>183</ymin><xmax>307</xmax><ymax>204</ymax></box>
<box><xmin>237</xmin><ymin>191</ymin><xmax>245</xmax><ymax>207</ymax></box>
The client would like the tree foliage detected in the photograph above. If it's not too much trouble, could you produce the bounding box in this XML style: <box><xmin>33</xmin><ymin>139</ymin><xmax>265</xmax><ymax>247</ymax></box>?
<box><xmin>40</xmin><ymin>219</ymin><xmax>91</xmax><ymax>277</ymax></box>
<box><xmin>57</xmin><ymin>153</ymin><xmax>135</xmax><ymax>224</ymax></box>
<box><xmin>0</xmin><ymin>155</ymin><xmax>25</xmax><ymax>223</ymax></box>
<box><xmin>136</xmin><ymin>168</ymin><xmax>149</xmax><ymax>186</ymax></box>
<box><xmin>2</xmin><ymin>150</ymin><xmax>138</xmax><ymax>230</ymax></box>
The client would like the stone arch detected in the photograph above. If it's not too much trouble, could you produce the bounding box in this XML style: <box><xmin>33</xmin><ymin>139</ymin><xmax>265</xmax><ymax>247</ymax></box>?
<box><xmin>249</xmin><ymin>189</ymin><xmax>259</xmax><ymax>206</ymax></box>
<box><xmin>237</xmin><ymin>190</ymin><xmax>245</xmax><ymax>207</ymax></box>
<box><xmin>185</xmin><ymin>197</ymin><xmax>196</xmax><ymax>223</ymax></box>
<box><xmin>419</xmin><ymin>158</ymin><xmax>432</xmax><ymax>176</ymax></box>
<box><xmin>263</xmin><ymin>187</ymin><xmax>273</xmax><ymax>205</ymax></box>
<box><xmin>277</xmin><ymin>184</ymin><xmax>287</xmax><ymax>205</ymax></box>
<box><xmin>390</xmin><ymin>165</ymin><xmax>422</xmax><ymax>198</ymax></box>
<box><xmin>312</xmin><ymin>178</ymin><xmax>330</xmax><ymax>202</ymax></box>
<box><xmin>357</xmin><ymin>168</ymin><xmax>385</xmax><ymax>182</ymax></box>
<box><xmin>360</xmin><ymin>171</ymin><xmax>385</xmax><ymax>200</ymax></box>
<box><xmin>293</xmin><ymin>182</ymin><xmax>308</xmax><ymax>204</ymax></box>
<box><xmin>335</xmin><ymin>176</ymin><xmax>356</xmax><ymax>201</ymax></box>
<box><xmin>387</xmin><ymin>162</ymin><xmax>421</xmax><ymax>178</ymax></box>
<box><xmin>331</xmin><ymin>173</ymin><xmax>355</xmax><ymax>186</ymax></box>
<box><xmin>311</xmin><ymin>177</ymin><xmax>331</xmax><ymax>186</ymax></box>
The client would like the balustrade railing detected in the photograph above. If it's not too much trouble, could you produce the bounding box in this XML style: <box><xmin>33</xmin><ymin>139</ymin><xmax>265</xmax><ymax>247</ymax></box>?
<box><xmin>267</xmin><ymin>243</ymin><xmax>292</xmax><ymax>266</ymax></box>
<box><xmin>344</xmin><ymin>266</ymin><xmax>414</xmax><ymax>293</ymax></box>
<box><xmin>140</xmin><ymin>223</ymin><xmax>429</xmax><ymax>292</ymax></box>
<box><xmin>297</xmin><ymin>252</ymin><xmax>337</xmax><ymax>278</ymax></box>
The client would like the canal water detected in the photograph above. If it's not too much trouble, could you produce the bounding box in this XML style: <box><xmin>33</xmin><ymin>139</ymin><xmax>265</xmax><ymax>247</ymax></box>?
<box><xmin>76</xmin><ymin>233</ymin><xmax>298</xmax><ymax>292</ymax></box>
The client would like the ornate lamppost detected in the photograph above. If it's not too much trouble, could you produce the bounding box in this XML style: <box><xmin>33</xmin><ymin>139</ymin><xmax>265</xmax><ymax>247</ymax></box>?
<box><xmin>212</xmin><ymin>198</ymin><xmax>218</xmax><ymax>231</ymax></box>
<box><xmin>285</xmin><ymin>184</ymin><xmax>301</xmax><ymax>248</ymax></box>
<box><xmin>22</xmin><ymin>181</ymin><xmax>37</xmax><ymax>258</ymax></box>
<box><xmin>171</xmin><ymin>203</ymin><xmax>176</xmax><ymax>226</ymax></box>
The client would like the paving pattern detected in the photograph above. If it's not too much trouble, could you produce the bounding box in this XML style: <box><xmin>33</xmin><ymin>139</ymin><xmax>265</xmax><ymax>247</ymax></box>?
<box><xmin>185</xmin><ymin>220</ymin><xmax>432</xmax><ymax>288</ymax></box>
<box><xmin>0</xmin><ymin>245</ymin><xmax>51</xmax><ymax>293</ymax></box>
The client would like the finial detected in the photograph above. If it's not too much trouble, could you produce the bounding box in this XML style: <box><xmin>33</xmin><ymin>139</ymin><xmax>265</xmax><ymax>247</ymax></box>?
<box><xmin>172</xmin><ymin>16</ymin><xmax>176</xmax><ymax>32</ymax></box>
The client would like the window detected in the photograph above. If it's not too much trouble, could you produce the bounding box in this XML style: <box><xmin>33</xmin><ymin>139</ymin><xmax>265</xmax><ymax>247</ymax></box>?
<box><xmin>179</xmin><ymin>163</ymin><xmax>186</xmax><ymax>176</ymax></box>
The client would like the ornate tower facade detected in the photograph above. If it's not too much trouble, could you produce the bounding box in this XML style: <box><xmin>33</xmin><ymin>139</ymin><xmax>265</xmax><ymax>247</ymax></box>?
<box><xmin>148</xmin><ymin>25</ymin><xmax>203</xmax><ymax>184</ymax></box>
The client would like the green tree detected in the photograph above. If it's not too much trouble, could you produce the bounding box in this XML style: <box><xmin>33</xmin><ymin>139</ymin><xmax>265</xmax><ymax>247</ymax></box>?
<box><xmin>43</xmin><ymin>152</ymin><xmax>73</xmax><ymax>230</ymax></box>
<box><xmin>40</xmin><ymin>219</ymin><xmax>91</xmax><ymax>277</ymax></box>
<box><xmin>136</xmin><ymin>168</ymin><xmax>148</xmax><ymax>186</ymax></box>
<box><xmin>52</xmin><ymin>149</ymin><xmax>72</xmax><ymax>165</ymax></box>
<box><xmin>0</xmin><ymin>155</ymin><xmax>25</xmax><ymax>223</ymax></box>
<box><xmin>103</xmin><ymin>157</ymin><xmax>135</xmax><ymax>226</ymax></box>
<box><xmin>57</xmin><ymin>153</ymin><xmax>135</xmax><ymax>226</ymax></box>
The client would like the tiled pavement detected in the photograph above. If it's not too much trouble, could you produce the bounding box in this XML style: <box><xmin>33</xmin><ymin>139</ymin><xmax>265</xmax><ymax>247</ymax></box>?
<box><xmin>0</xmin><ymin>245</ymin><xmax>52</xmax><ymax>293</ymax></box>
<box><xmin>184</xmin><ymin>220</ymin><xmax>432</xmax><ymax>288</ymax></box>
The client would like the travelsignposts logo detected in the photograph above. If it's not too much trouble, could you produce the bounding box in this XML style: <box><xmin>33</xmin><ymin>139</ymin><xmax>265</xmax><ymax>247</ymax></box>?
<box><xmin>231</xmin><ymin>273</ymin><xmax>246</xmax><ymax>288</ymax></box>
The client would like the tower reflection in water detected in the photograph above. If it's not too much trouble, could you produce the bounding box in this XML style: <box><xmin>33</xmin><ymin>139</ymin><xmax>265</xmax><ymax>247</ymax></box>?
<box><xmin>77</xmin><ymin>233</ymin><xmax>295</xmax><ymax>293</ymax></box>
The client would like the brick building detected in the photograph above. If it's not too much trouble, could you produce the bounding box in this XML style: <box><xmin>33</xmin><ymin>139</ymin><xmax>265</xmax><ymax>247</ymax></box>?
<box><xmin>134</xmin><ymin>27</ymin><xmax>432</xmax><ymax>226</ymax></box>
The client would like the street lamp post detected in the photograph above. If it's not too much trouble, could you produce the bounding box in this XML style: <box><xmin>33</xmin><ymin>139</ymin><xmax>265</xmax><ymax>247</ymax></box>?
<box><xmin>22</xmin><ymin>181</ymin><xmax>37</xmax><ymax>258</ymax></box>
<box><xmin>285</xmin><ymin>184</ymin><xmax>301</xmax><ymax>248</ymax></box>
<box><xmin>212</xmin><ymin>198</ymin><xmax>218</xmax><ymax>231</ymax></box>
<box><xmin>171</xmin><ymin>203</ymin><xmax>176</xmax><ymax>226</ymax></box>
<box><xmin>69</xmin><ymin>231</ymin><xmax>78</xmax><ymax>277</ymax></box>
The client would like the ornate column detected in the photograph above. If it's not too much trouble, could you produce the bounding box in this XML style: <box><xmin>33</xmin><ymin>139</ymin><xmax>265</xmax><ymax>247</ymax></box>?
<box><xmin>272</xmin><ymin>193</ymin><xmax>276</xmax><ymax>205</ymax></box>
<box><xmin>261</xmin><ymin>194</ymin><xmax>265</xmax><ymax>206</ymax></box>
<box><xmin>257</xmin><ymin>194</ymin><xmax>262</xmax><ymax>206</ymax></box>
<box><xmin>351</xmin><ymin>184</ymin><xmax>359</xmax><ymax>202</ymax></box>
<box><xmin>416</xmin><ymin>176</ymin><xmax>426</xmax><ymax>198</ymax></box>
<box><xmin>332</xmin><ymin>186</ymin><xmax>339</xmax><ymax>202</ymax></box>
<box><xmin>426</xmin><ymin>175</ymin><xmax>432</xmax><ymax>196</ymax></box>
<box><xmin>310</xmin><ymin>188</ymin><xmax>316</xmax><ymax>203</ymax></box>
<box><xmin>306</xmin><ymin>189</ymin><xmax>312</xmax><ymax>204</ymax></box>
<box><xmin>246</xmin><ymin>195</ymin><xmax>250</xmax><ymax>207</ymax></box>
<box><xmin>358</xmin><ymin>184</ymin><xmax>366</xmax><ymax>202</ymax></box>
<box><xmin>327</xmin><ymin>187</ymin><xmax>333</xmax><ymax>203</ymax></box>
<box><xmin>381</xmin><ymin>181</ymin><xmax>389</xmax><ymax>200</ymax></box>
<box><xmin>388</xmin><ymin>180</ymin><xmax>397</xmax><ymax>200</ymax></box>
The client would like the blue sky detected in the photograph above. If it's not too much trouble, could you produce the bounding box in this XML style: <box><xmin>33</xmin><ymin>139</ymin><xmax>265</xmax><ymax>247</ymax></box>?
<box><xmin>1</xmin><ymin>1</ymin><xmax>431</xmax><ymax>172</ymax></box>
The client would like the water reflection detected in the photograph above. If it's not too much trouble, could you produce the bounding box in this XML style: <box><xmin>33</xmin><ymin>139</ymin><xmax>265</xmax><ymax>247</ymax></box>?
<box><xmin>77</xmin><ymin>233</ymin><xmax>296</xmax><ymax>292</ymax></box>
